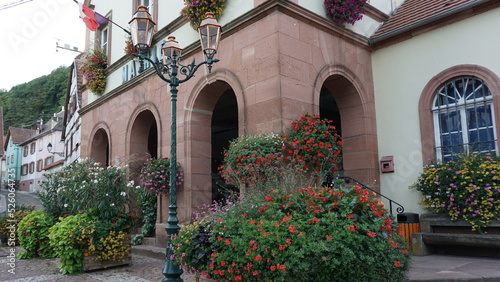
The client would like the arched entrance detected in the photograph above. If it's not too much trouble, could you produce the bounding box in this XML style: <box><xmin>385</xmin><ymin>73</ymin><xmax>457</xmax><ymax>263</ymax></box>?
<box><xmin>129</xmin><ymin>110</ymin><xmax>159</xmax><ymax>159</ymax></box>
<box><xmin>186</xmin><ymin>78</ymin><xmax>242</xmax><ymax>217</ymax></box>
<box><xmin>211</xmin><ymin>89</ymin><xmax>238</xmax><ymax>201</ymax></box>
<box><xmin>320</xmin><ymin>86</ymin><xmax>343</xmax><ymax>173</ymax></box>
<box><xmin>90</xmin><ymin>128</ymin><xmax>110</xmax><ymax>166</ymax></box>
<box><xmin>318</xmin><ymin>73</ymin><xmax>379</xmax><ymax>188</ymax></box>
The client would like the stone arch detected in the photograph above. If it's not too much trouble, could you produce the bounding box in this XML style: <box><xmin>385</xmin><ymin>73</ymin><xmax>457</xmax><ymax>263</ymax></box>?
<box><xmin>181</xmin><ymin>68</ymin><xmax>245</xmax><ymax>220</ymax></box>
<box><xmin>89</xmin><ymin>123</ymin><xmax>111</xmax><ymax>166</ymax></box>
<box><xmin>127</xmin><ymin>102</ymin><xmax>162</xmax><ymax>161</ymax></box>
<box><xmin>313</xmin><ymin>64</ymin><xmax>379</xmax><ymax>188</ymax></box>
<box><xmin>419</xmin><ymin>64</ymin><xmax>500</xmax><ymax>163</ymax></box>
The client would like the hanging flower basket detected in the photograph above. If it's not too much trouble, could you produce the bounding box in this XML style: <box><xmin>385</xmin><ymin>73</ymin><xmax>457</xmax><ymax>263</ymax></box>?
<box><xmin>181</xmin><ymin>0</ymin><xmax>226</xmax><ymax>29</ymax></box>
<box><xmin>324</xmin><ymin>0</ymin><xmax>368</xmax><ymax>26</ymax></box>
<box><xmin>80</xmin><ymin>49</ymin><xmax>107</xmax><ymax>95</ymax></box>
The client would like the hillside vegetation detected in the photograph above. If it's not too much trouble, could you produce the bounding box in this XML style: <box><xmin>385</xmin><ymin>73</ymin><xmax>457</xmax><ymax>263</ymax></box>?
<box><xmin>0</xmin><ymin>66</ymin><xmax>69</xmax><ymax>133</ymax></box>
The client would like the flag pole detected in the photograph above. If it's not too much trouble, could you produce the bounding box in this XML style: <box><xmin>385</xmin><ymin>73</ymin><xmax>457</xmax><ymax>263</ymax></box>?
<box><xmin>108</xmin><ymin>19</ymin><xmax>131</xmax><ymax>35</ymax></box>
<box><xmin>73</xmin><ymin>0</ymin><xmax>130</xmax><ymax>35</ymax></box>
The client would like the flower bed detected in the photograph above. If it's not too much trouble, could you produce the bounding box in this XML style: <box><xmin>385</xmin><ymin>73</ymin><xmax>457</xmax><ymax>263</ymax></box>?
<box><xmin>411</xmin><ymin>154</ymin><xmax>500</xmax><ymax>232</ymax></box>
<box><xmin>16</xmin><ymin>159</ymin><xmax>138</xmax><ymax>274</ymax></box>
<box><xmin>173</xmin><ymin>186</ymin><xmax>411</xmax><ymax>281</ymax></box>
<box><xmin>82</xmin><ymin>234</ymin><xmax>132</xmax><ymax>271</ymax></box>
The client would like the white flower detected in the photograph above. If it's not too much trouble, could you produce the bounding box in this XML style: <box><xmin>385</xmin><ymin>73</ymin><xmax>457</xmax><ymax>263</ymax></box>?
<box><xmin>110</xmin><ymin>203</ymin><xmax>115</xmax><ymax>206</ymax></box>
<box><xmin>120</xmin><ymin>192</ymin><xmax>127</xmax><ymax>197</ymax></box>
<box><xmin>64</xmin><ymin>204</ymin><xmax>68</xmax><ymax>207</ymax></box>
<box><xmin>106</xmin><ymin>193</ymin><xmax>109</xmax><ymax>196</ymax></box>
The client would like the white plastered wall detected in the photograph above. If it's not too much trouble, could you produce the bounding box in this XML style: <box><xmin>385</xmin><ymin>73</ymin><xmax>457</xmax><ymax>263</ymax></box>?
<box><xmin>372</xmin><ymin>7</ymin><xmax>500</xmax><ymax>214</ymax></box>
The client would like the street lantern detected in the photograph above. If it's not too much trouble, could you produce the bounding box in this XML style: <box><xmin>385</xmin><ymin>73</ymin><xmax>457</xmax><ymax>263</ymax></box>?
<box><xmin>129</xmin><ymin>5</ymin><xmax>156</xmax><ymax>53</ymax></box>
<box><xmin>161</xmin><ymin>36</ymin><xmax>182</xmax><ymax>65</ymax></box>
<box><xmin>198</xmin><ymin>12</ymin><xmax>222</xmax><ymax>60</ymax></box>
<box><xmin>129</xmin><ymin>10</ymin><xmax>221</xmax><ymax>282</ymax></box>
<box><xmin>47</xmin><ymin>142</ymin><xmax>65</xmax><ymax>157</ymax></box>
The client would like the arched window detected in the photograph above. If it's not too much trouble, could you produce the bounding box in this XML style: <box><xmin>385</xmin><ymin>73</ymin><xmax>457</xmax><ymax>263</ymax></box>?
<box><xmin>433</xmin><ymin>77</ymin><xmax>497</xmax><ymax>162</ymax></box>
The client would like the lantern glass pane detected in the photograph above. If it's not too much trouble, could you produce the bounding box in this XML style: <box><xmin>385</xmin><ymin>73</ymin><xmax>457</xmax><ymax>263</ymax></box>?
<box><xmin>130</xmin><ymin>21</ymin><xmax>138</xmax><ymax>46</ymax></box>
<box><xmin>138</xmin><ymin>20</ymin><xmax>147</xmax><ymax>45</ymax></box>
<box><xmin>199</xmin><ymin>26</ymin><xmax>208</xmax><ymax>50</ymax></box>
<box><xmin>208</xmin><ymin>26</ymin><xmax>219</xmax><ymax>49</ymax></box>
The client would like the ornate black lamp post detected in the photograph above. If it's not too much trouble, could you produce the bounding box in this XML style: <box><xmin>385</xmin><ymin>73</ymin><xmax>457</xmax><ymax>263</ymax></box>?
<box><xmin>129</xmin><ymin>6</ymin><xmax>221</xmax><ymax>282</ymax></box>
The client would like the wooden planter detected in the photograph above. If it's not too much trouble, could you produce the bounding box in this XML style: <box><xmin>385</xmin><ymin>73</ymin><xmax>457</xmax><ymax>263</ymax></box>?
<box><xmin>82</xmin><ymin>235</ymin><xmax>132</xmax><ymax>272</ymax></box>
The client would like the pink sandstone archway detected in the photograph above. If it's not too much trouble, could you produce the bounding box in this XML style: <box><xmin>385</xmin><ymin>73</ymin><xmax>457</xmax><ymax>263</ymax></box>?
<box><xmin>90</xmin><ymin>126</ymin><xmax>110</xmax><ymax>167</ymax></box>
<box><xmin>181</xmin><ymin>69</ymin><xmax>246</xmax><ymax>221</ymax></box>
<box><xmin>314</xmin><ymin>64</ymin><xmax>379</xmax><ymax>189</ymax></box>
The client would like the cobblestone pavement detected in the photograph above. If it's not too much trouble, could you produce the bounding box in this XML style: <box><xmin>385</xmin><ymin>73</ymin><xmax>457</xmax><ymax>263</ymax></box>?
<box><xmin>0</xmin><ymin>247</ymin><xmax>196</xmax><ymax>282</ymax></box>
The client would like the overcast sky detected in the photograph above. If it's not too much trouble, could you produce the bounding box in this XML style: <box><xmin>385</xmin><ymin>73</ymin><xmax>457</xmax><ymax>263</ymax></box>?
<box><xmin>0</xmin><ymin>0</ymin><xmax>86</xmax><ymax>91</ymax></box>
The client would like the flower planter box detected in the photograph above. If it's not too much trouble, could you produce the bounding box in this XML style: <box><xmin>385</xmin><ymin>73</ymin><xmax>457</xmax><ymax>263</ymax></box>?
<box><xmin>82</xmin><ymin>235</ymin><xmax>132</xmax><ymax>272</ymax></box>
<box><xmin>83</xmin><ymin>253</ymin><xmax>132</xmax><ymax>271</ymax></box>
<box><xmin>413</xmin><ymin>214</ymin><xmax>500</xmax><ymax>257</ymax></box>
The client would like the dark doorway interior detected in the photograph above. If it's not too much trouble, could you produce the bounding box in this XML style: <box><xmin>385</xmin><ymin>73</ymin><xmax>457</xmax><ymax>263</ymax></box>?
<box><xmin>211</xmin><ymin>90</ymin><xmax>238</xmax><ymax>201</ymax></box>
<box><xmin>148</xmin><ymin>120</ymin><xmax>158</xmax><ymax>159</ymax></box>
<box><xmin>320</xmin><ymin>87</ymin><xmax>343</xmax><ymax>178</ymax></box>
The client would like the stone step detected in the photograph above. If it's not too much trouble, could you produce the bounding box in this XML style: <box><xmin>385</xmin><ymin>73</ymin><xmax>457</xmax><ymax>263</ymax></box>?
<box><xmin>131</xmin><ymin>244</ymin><xmax>166</xmax><ymax>261</ymax></box>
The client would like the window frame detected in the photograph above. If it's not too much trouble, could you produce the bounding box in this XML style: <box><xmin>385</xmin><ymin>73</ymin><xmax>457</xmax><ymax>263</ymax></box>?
<box><xmin>45</xmin><ymin>156</ymin><xmax>54</xmax><ymax>167</ymax></box>
<box><xmin>432</xmin><ymin>77</ymin><xmax>497</xmax><ymax>162</ymax></box>
<box><xmin>36</xmin><ymin>159</ymin><xmax>44</xmax><ymax>172</ymax></box>
<box><xmin>29</xmin><ymin>162</ymin><xmax>35</xmax><ymax>174</ymax></box>
<box><xmin>418</xmin><ymin>65</ymin><xmax>500</xmax><ymax>164</ymax></box>
<box><xmin>21</xmin><ymin>164</ymin><xmax>28</xmax><ymax>176</ymax></box>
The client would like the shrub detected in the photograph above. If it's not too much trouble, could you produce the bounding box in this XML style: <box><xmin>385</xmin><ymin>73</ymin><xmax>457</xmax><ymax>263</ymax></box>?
<box><xmin>0</xmin><ymin>204</ymin><xmax>34</xmax><ymax>245</ymax></box>
<box><xmin>49</xmin><ymin>213</ymin><xmax>92</xmax><ymax>274</ymax></box>
<box><xmin>136</xmin><ymin>187</ymin><xmax>157</xmax><ymax>237</ymax></box>
<box><xmin>49</xmin><ymin>212</ymin><xmax>132</xmax><ymax>274</ymax></box>
<box><xmin>324</xmin><ymin>0</ymin><xmax>368</xmax><ymax>26</ymax></box>
<box><xmin>411</xmin><ymin>154</ymin><xmax>500</xmax><ymax>231</ymax></box>
<box><xmin>38</xmin><ymin>159</ymin><xmax>135</xmax><ymax>221</ymax></box>
<box><xmin>139</xmin><ymin>156</ymin><xmax>184</xmax><ymax>195</ymax></box>
<box><xmin>39</xmin><ymin>160</ymin><xmax>136</xmax><ymax>273</ymax></box>
<box><xmin>172</xmin><ymin>186</ymin><xmax>411</xmax><ymax>281</ymax></box>
<box><xmin>220</xmin><ymin>133</ymin><xmax>283</xmax><ymax>188</ymax></box>
<box><xmin>219</xmin><ymin>115</ymin><xmax>343</xmax><ymax>193</ymax></box>
<box><xmin>284</xmin><ymin>114</ymin><xmax>342</xmax><ymax>176</ymax></box>
<box><xmin>17</xmin><ymin>211</ymin><xmax>56</xmax><ymax>259</ymax></box>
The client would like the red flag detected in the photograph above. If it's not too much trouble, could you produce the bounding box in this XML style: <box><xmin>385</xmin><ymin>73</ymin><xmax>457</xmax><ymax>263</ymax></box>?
<box><xmin>78</xmin><ymin>3</ymin><xmax>108</xmax><ymax>31</ymax></box>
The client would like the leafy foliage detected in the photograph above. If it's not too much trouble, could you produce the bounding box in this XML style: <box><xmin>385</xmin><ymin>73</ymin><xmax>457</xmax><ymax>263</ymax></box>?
<box><xmin>220</xmin><ymin>133</ymin><xmax>283</xmax><ymax>188</ymax></box>
<box><xmin>37</xmin><ymin>159</ymin><xmax>134</xmax><ymax>221</ymax></box>
<box><xmin>136</xmin><ymin>188</ymin><xmax>157</xmax><ymax>237</ymax></box>
<box><xmin>0</xmin><ymin>66</ymin><xmax>68</xmax><ymax>134</ymax></box>
<box><xmin>219</xmin><ymin>115</ymin><xmax>343</xmax><ymax>192</ymax></box>
<box><xmin>411</xmin><ymin>154</ymin><xmax>500</xmax><ymax>231</ymax></box>
<box><xmin>139</xmin><ymin>156</ymin><xmax>184</xmax><ymax>195</ymax></box>
<box><xmin>48</xmin><ymin>213</ymin><xmax>91</xmax><ymax>274</ymax></box>
<box><xmin>80</xmin><ymin>48</ymin><xmax>107</xmax><ymax>95</ymax></box>
<box><xmin>181</xmin><ymin>0</ymin><xmax>226</xmax><ymax>29</ymax></box>
<box><xmin>173</xmin><ymin>187</ymin><xmax>411</xmax><ymax>281</ymax></box>
<box><xmin>17</xmin><ymin>211</ymin><xmax>56</xmax><ymax>259</ymax></box>
<box><xmin>324</xmin><ymin>0</ymin><xmax>368</xmax><ymax>26</ymax></box>
<box><xmin>0</xmin><ymin>204</ymin><xmax>35</xmax><ymax>245</ymax></box>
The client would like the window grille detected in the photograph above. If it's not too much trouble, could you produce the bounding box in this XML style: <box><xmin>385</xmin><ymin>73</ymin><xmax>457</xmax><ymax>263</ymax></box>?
<box><xmin>433</xmin><ymin>77</ymin><xmax>497</xmax><ymax>162</ymax></box>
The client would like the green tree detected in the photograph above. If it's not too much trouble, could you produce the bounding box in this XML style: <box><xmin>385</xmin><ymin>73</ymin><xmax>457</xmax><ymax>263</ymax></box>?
<box><xmin>1</xmin><ymin>66</ymin><xmax>69</xmax><ymax>134</ymax></box>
